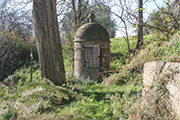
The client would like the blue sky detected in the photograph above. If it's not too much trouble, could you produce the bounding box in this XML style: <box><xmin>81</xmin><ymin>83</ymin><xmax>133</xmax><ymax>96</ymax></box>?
<box><xmin>144</xmin><ymin>0</ymin><xmax>166</xmax><ymax>19</ymax></box>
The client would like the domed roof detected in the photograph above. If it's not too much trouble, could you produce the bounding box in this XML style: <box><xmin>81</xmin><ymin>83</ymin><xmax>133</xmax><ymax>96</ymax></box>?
<box><xmin>74</xmin><ymin>13</ymin><xmax>110</xmax><ymax>43</ymax></box>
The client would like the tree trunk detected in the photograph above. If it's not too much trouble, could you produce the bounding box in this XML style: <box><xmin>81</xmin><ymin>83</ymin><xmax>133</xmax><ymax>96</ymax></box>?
<box><xmin>33</xmin><ymin>0</ymin><xmax>66</xmax><ymax>85</ymax></box>
<box><xmin>136</xmin><ymin>0</ymin><xmax>143</xmax><ymax>50</ymax></box>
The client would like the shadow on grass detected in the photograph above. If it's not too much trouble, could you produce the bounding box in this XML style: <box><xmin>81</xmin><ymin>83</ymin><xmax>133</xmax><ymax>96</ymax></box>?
<box><xmin>76</xmin><ymin>85</ymin><xmax>142</xmax><ymax>102</ymax></box>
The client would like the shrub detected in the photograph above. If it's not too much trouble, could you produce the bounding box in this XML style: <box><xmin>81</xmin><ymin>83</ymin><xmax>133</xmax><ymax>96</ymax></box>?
<box><xmin>0</xmin><ymin>29</ymin><xmax>38</xmax><ymax>81</ymax></box>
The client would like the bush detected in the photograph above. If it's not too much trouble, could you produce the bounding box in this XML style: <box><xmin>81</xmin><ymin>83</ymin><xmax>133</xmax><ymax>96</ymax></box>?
<box><xmin>0</xmin><ymin>29</ymin><xmax>38</xmax><ymax>81</ymax></box>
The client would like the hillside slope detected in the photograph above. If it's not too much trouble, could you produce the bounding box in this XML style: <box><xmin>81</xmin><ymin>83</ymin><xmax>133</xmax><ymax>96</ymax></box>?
<box><xmin>0</xmin><ymin>33</ymin><xmax>179</xmax><ymax>119</ymax></box>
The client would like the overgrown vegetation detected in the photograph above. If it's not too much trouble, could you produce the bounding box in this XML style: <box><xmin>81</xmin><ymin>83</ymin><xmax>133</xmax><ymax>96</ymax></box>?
<box><xmin>1</xmin><ymin>32</ymin><xmax>179</xmax><ymax>119</ymax></box>
<box><xmin>1</xmin><ymin>0</ymin><xmax>180</xmax><ymax>119</ymax></box>
<box><xmin>0</xmin><ymin>61</ymin><xmax>142</xmax><ymax>120</ymax></box>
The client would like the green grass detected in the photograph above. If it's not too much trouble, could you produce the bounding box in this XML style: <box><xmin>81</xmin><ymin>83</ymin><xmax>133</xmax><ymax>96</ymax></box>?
<box><xmin>109</xmin><ymin>33</ymin><xmax>173</xmax><ymax>71</ymax></box>
<box><xmin>55</xmin><ymin>84</ymin><xmax>142</xmax><ymax>120</ymax></box>
<box><xmin>110</xmin><ymin>36</ymin><xmax>143</xmax><ymax>70</ymax></box>
<box><xmin>0</xmin><ymin>65</ymin><xmax>142</xmax><ymax>119</ymax></box>
<box><xmin>105</xmin><ymin>33</ymin><xmax>174</xmax><ymax>86</ymax></box>
<box><xmin>2</xmin><ymin>32</ymin><xmax>179</xmax><ymax>119</ymax></box>
<box><xmin>110</xmin><ymin>37</ymin><xmax>132</xmax><ymax>70</ymax></box>
<box><xmin>110</xmin><ymin>36</ymin><xmax>136</xmax><ymax>53</ymax></box>
<box><xmin>0</xmin><ymin>34</ymin><xmax>142</xmax><ymax>120</ymax></box>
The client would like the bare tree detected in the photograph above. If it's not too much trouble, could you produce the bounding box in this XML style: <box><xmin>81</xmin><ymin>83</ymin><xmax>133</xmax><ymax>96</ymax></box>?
<box><xmin>0</xmin><ymin>0</ymin><xmax>33</xmax><ymax>36</ymax></box>
<box><xmin>33</xmin><ymin>0</ymin><xmax>66</xmax><ymax>85</ymax></box>
<box><xmin>94</xmin><ymin>0</ymin><xmax>136</xmax><ymax>52</ymax></box>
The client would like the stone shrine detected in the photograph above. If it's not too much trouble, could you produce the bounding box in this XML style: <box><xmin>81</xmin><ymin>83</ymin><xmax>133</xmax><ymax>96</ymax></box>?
<box><xmin>74</xmin><ymin>12</ymin><xmax>110</xmax><ymax>80</ymax></box>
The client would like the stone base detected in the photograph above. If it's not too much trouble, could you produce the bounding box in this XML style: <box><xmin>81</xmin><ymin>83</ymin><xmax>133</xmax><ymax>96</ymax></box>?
<box><xmin>143</xmin><ymin>61</ymin><xmax>180</xmax><ymax>118</ymax></box>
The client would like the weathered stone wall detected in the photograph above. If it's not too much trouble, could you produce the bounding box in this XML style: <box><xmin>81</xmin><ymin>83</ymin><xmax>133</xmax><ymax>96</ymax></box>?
<box><xmin>74</xmin><ymin>42</ymin><xmax>110</xmax><ymax>80</ymax></box>
<box><xmin>143</xmin><ymin>61</ymin><xmax>180</xmax><ymax>118</ymax></box>
<box><xmin>74</xmin><ymin>43</ymin><xmax>100</xmax><ymax>80</ymax></box>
